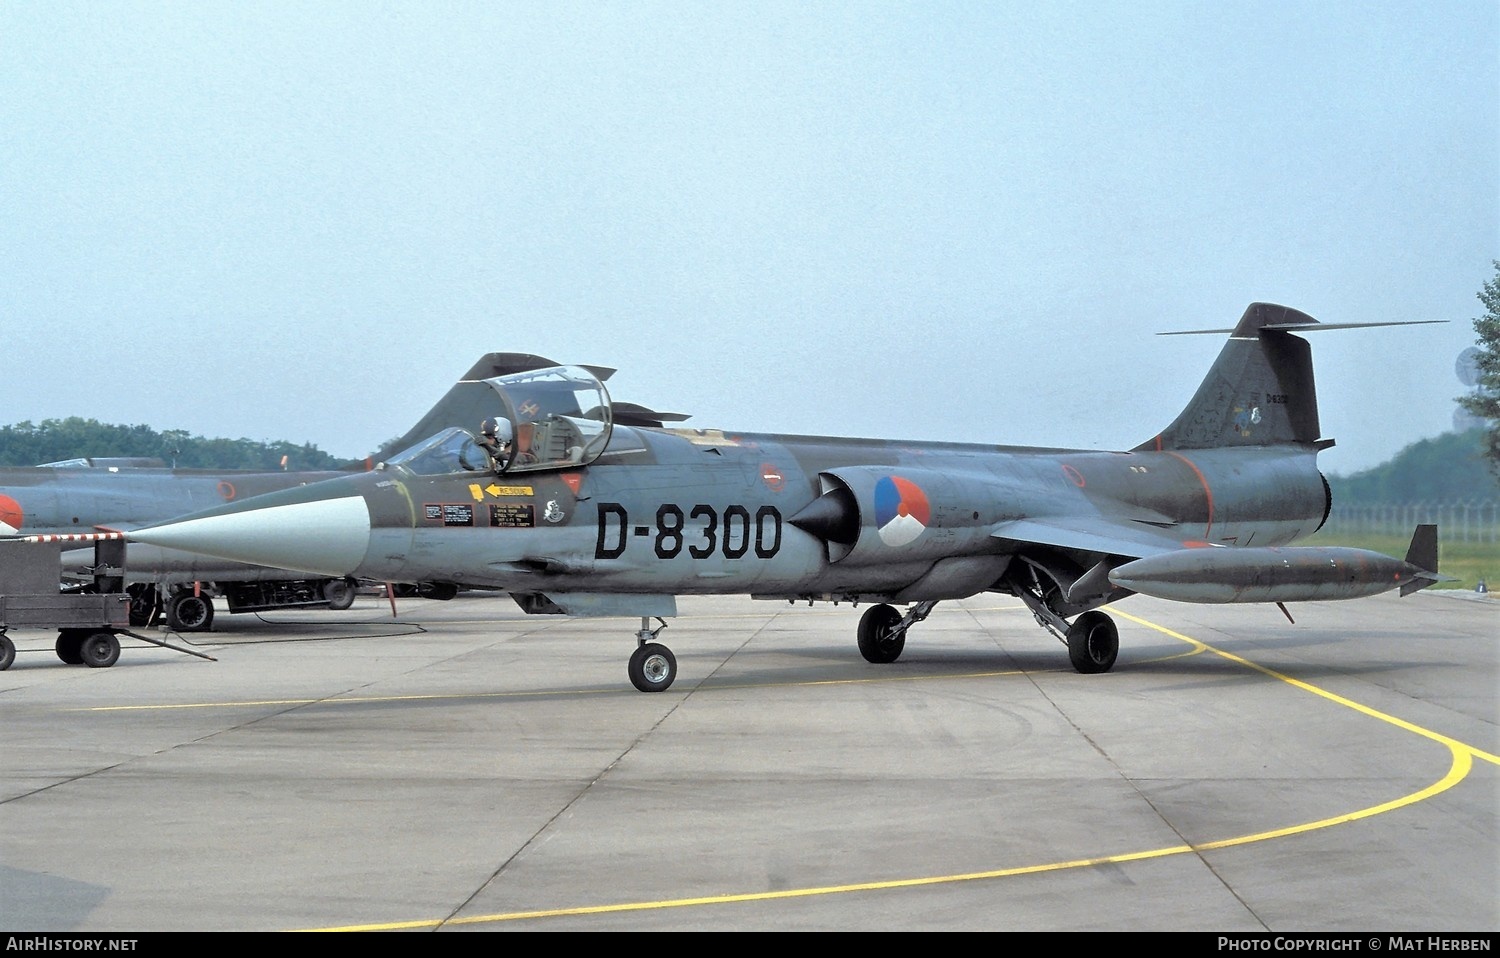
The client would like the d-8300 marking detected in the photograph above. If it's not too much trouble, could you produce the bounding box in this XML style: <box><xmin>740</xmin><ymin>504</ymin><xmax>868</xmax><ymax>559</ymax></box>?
<box><xmin>595</xmin><ymin>502</ymin><xmax>783</xmax><ymax>560</ymax></box>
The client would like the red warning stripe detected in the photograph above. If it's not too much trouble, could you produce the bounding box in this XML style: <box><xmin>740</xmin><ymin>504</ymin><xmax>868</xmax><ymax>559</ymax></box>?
<box><xmin>1163</xmin><ymin>451</ymin><xmax>1214</xmax><ymax>538</ymax></box>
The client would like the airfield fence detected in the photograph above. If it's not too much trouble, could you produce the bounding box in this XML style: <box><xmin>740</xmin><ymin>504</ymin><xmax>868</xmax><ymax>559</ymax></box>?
<box><xmin>1325</xmin><ymin>500</ymin><xmax>1500</xmax><ymax>544</ymax></box>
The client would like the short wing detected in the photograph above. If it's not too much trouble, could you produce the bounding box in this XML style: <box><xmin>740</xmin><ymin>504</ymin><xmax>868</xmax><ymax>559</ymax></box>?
<box><xmin>989</xmin><ymin>516</ymin><xmax>1194</xmax><ymax>559</ymax></box>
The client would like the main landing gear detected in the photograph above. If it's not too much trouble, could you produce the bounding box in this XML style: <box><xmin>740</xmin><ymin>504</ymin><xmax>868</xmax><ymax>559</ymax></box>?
<box><xmin>613</xmin><ymin>595</ymin><xmax>1121</xmax><ymax>692</ymax></box>
<box><xmin>856</xmin><ymin>601</ymin><xmax>936</xmax><ymax>664</ymax></box>
<box><xmin>855</xmin><ymin>596</ymin><xmax>1120</xmax><ymax>674</ymax></box>
<box><xmin>628</xmin><ymin>617</ymin><xmax>676</xmax><ymax>692</ymax></box>
<box><xmin>1011</xmin><ymin>585</ymin><xmax>1120</xmax><ymax>674</ymax></box>
<box><xmin>1063</xmin><ymin>610</ymin><xmax>1119</xmax><ymax>674</ymax></box>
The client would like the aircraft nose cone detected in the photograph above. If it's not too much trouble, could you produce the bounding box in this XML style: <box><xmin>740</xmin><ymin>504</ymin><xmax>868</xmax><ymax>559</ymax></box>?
<box><xmin>129</xmin><ymin>496</ymin><xmax>372</xmax><ymax>577</ymax></box>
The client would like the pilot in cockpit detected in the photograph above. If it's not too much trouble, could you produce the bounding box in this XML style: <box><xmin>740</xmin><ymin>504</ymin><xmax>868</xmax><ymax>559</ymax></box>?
<box><xmin>475</xmin><ymin>418</ymin><xmax>512</xmax><ymax>472</ymax></box>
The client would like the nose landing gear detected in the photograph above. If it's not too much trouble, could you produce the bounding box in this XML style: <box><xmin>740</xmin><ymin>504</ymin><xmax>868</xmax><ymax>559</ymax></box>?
<box><xmin>628</xmin><ymin>617</ymin><xmax>676</xmax><ymax>692</ymax></box>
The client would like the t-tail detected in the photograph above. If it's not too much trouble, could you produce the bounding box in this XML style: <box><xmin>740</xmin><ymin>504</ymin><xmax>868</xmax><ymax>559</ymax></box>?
<box><xmin>1138</xmin><ymin>303</ymin><xmax>1325</xmax><ymax>452</ymax></box>
<box><xmin>1138</xmin><ymin>302</ymin><xmax>1446</xmax><ymax>453</ymax></box>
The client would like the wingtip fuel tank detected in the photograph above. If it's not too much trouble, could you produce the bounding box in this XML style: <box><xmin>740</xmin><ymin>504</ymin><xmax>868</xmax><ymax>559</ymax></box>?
<box><xmin>1108</xmin><ymin>526</ymin><xmax>1446</xmax><ymax>604</ymax></box>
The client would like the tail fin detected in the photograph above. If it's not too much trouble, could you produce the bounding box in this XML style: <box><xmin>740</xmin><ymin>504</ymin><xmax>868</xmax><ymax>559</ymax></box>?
<box><xmin>1138</xmin><ymin>303</ymin><xmax>1325</xmax><ymax>452</ymax></box>
<box><xmin>1399</xmin><ymin>523</ymin><xmax>1454</xmax><ymax>596</ymax></box>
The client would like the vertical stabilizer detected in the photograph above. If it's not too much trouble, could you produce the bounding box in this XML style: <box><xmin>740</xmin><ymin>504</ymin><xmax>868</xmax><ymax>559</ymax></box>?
<box><xmin>1139</xmin><ymin>303</ymin><xmax>1324</xmax><ymax>451</ymax></box>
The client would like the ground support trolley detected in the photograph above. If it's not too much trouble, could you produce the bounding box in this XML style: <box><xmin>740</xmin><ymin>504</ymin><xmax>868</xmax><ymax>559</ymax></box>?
<box><xmin>0</xmin><ymin>534</ymin><xmax>214</xmax><ymax>670</ymax></box>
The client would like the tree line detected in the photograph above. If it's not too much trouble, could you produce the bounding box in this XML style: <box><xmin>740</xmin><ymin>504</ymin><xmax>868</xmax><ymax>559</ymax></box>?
<box><xmin>0</xmin><ymin>418</ymin><xmax>346</xmax><ymax>470</ymax></box>
<box><xmin>1458</xmin><ymin>260</ymin><xmax>1499</xmax><ymax>473</ymax></box>
<box><xmin>1327</xmin><ymin>428</ymin><xmax>1498</xmax><ymax>505</ymax></box>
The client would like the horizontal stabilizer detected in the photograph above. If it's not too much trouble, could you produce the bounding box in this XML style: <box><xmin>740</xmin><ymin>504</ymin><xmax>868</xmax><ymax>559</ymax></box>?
<box><xmin>458</xmin><ymin>353</ymin><xmax>617</xmax><ymax>383</ymax></box>
<box><xmin>1159</xmin><ymin>320</ymin><xmax>1447</xmax><ymax>336</ymax></box>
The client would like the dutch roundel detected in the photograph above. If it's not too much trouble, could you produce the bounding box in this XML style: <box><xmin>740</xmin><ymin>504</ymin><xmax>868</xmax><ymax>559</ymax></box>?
<box><xmin>874</xmin><ymin>476</ymin><xmax>930</xmax><ymax>547</ymax></box>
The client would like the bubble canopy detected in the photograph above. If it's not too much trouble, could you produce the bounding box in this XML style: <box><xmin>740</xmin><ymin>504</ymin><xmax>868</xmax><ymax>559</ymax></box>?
<box><xmin>385</xmin><ymin>365</ymin><xmax>614</xmax><ymax>476</ymax></box>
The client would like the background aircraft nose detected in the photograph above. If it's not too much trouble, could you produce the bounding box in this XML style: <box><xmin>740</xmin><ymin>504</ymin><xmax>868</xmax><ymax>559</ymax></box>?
<box><xmin>0</xmin><ymin>492</ymin><xmax>23</xmax><ymax>533</ymax></box>
<box><xmin>129</xmin><ymin>495</ymin><xmax>373</xmax><ymax>577</ymax></box>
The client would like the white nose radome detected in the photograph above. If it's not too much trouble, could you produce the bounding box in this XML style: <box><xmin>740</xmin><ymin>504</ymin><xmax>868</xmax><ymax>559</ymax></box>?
<box><xmin>128</xmin><ymin>496</ymin><xmax>372</xmax><ymax>577</ymax></box>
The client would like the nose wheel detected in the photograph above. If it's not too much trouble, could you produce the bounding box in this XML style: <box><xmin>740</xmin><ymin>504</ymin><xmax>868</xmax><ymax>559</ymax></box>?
<box><xmin>628</xmin><ymin>617</ymin><xmax>676</xmax><ymax>692</ymax></box>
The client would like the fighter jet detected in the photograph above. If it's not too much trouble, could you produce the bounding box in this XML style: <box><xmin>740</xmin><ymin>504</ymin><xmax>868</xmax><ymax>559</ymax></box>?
<box><xmin>0</xmin><ymin>352</ymin><xmax>610</xmax><ymax>630</ymax></box>
<box><xmin>126</xmin><ymin>304</ymin><xmax>1448</xmax><ymax>689</ymax></box>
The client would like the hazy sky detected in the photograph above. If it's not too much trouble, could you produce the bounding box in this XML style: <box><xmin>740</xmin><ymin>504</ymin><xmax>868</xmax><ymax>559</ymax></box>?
<box><xmin>3</xmin><ymin>3</ymin><xmax>1495</xmax><ymax>476</ymax></box>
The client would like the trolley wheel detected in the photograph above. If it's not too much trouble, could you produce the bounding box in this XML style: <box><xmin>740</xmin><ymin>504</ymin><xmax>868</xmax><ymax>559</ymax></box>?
<box><xmin>80</xmin><ymin>632</ymin><xmax>121</xmax><ymax>669</ymax></box>
<box><xmin>56</xmin><ymin>630</ymin><xmax>85</xmax><ymax>665</ymax></box>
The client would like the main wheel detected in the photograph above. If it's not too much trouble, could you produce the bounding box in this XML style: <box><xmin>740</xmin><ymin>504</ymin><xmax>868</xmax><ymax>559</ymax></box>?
<box><xmin>56</xmin><ymin>630</ymin><xmax>84</xmax><ymax>664</ymax></box>
<box><xmin>857</xmin><ymin>603</ymin><xmax>906</xmax><ymax>664</ymax></box>
<box><xmin>628</xmin><ymin>642</ymin><xmax>677</xmax><ymax>692</ymax></box>
<box><xmin>0</xmin><ymin>634</ymin><xmax>14</xmax><ymax>671</ymax></box>
<box><xmin>166</xmin><ymin>593</ymin><xmax>214</xmax><ymax>632</ymax></box>
<box><xmin>80</xmin><ymin>632</ymin><xmax>121</xmax><ymax>669</ymax></box>
<box><xmin>127</xmin><ymin>584</ymin><xmax>161</xmax><ymax>627</ymax></box>
<box><xmin>1066</xmin><ymin>611</ymin><xmax>1119</xmax><ymax>674</ymax></box>
<box><xmin>323</xmin><ymin>578</ymin><xmax>357</xmax><ymax>611</ymax></box>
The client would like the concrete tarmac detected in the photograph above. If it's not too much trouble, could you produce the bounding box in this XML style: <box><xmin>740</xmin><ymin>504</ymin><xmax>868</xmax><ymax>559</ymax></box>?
<box><xmin>1</xmin><ymin>589</ymin><xmax>1494</xmax><ymax>932</ymax></box>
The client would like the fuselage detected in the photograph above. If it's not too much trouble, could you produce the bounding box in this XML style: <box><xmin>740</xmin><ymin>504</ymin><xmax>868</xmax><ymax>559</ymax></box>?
<box><xmin>115</xmin><ymin>310</ymin><xmax>1431</xmax><ymax>692</ymax></box>
<box><xmin>133</xmin><ymin>423</ymin><xmax>1331</xmax><ymax>605</ymax></box>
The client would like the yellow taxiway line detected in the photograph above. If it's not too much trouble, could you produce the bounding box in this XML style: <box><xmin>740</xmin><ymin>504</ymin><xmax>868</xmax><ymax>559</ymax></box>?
<box><xmin>300</xmin><ymin>609</ymin><xmax>1496</xmax><ymax>931</ymax></box>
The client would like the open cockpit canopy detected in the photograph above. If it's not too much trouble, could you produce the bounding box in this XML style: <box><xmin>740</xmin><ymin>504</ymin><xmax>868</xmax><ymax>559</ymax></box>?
<box><xmin>384</xmin><ymin>365</ymin><xmax>613</xmax><ymax>477</ymax></box>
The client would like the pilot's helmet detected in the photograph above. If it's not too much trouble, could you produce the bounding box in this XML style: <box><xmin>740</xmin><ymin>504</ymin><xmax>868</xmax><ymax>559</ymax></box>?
<box><xmin>481</xmin><ymin>418</ymin><xmax>512</xmax><ymax>443</ymax></box>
